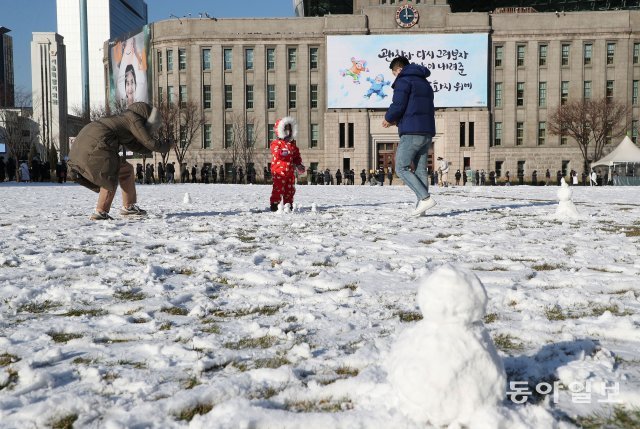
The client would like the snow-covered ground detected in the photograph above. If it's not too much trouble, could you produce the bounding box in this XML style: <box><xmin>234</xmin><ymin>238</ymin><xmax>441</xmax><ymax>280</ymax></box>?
<box><xmin>0</xmin><ymin>182</ymin><xmax>639</xmax><ymax>428</ymax></box>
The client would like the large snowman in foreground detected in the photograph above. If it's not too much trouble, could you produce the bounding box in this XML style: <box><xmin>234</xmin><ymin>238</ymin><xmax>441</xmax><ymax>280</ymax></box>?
<box><xmin>387</xmin><ymin>265</ymin><xmax>506</xmax><ymax>427</ymax></box>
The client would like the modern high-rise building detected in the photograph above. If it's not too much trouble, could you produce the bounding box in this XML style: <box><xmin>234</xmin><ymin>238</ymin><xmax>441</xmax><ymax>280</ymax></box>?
<box><xmin>31</xmin><ymin>32</ymin><xmax>69</xmax><ymax>157</ymax></box>
<box><xmin>0</xmin><ymin>26</ymin><xmax>14</xmax><ymax>108</ymax></box>
<box><xmin>56</xmin><ymin>0</ymin><xmax>147</xmax><ymax>114</ymax></box>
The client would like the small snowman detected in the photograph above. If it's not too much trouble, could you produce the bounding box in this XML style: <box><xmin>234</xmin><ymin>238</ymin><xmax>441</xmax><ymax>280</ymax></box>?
<box><xmin>276</xmin><ymin>201</ymin><xmax>284</xmax><ymax>213</ymax></box>
<box><xmin>556</xmin><ymin>177</ymin><xmax>580</xmax><ymax>220</ymax></box>
<box><xmin>283</xmin><ymin>203</ymin><xmax>291</xmax><ymax>213</ymax></box>
<box><xmin>387</xmin><ymin>265</ymin><xmax>506</xmax><ymax>426</ymax></box>
<box><xmin>311</xmin><ymin>202</ymin><xmax>317</xmax><ymax>213</ymax></box>
<box><xmin>183</xmin><ymin>192</ymin><xmax>192</xmax><ymax>204</ymax></box>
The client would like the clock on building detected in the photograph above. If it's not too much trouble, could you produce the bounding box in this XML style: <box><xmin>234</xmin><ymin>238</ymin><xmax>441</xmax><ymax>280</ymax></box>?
<box><xmin>396</xmin><ymin>4</ymin><xmax>419</xmax><ymax>28</ymax></box>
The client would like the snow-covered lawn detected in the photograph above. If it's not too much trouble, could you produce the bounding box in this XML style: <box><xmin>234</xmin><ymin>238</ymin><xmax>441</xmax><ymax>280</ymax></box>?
<box><xmin>0</xmin><ymin>182</ymin><xmax>639</xmax><ymax>428</ymax></box>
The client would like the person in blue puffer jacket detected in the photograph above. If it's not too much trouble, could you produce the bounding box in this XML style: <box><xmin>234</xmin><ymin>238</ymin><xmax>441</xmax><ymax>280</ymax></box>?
<box><xmin>382</xmin><ymin>56</ymin><xmax>437</xmax><ymax>217</ymax></box>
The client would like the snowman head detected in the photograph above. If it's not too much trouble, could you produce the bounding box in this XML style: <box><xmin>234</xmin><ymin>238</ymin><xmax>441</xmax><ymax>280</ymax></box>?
<box><xmin>417</xmin><ymin>265</ymin><xmax>488</xmax><ymax>325</ymax></box>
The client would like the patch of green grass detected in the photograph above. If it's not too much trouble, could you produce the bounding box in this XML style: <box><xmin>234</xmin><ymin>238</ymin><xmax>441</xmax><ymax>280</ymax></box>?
<box><xmin>63</xmin><ymin>308</ymin><xmax>107</xmax><ymax>317</ymax></box>
<box><xmin>624</xmin><ymin>227</ymin><xmax>640</xmax><ymax>237</ymax></box>
<box><xmin>0</xmin><ymin>368</ymin><xmax>18</xmax><ymax>390</ymax></box>
<box><xmin>574</xmin><ymin>406</ymin><xmax>640</xmax><ymax>429</ymax></box>
<box><xmin>545</xmin><ymin>306</ymin><xmax>567</xmax><ymax>321</ymax></box>
<box><xmin>589</xmin><ymin>304</ymin><xmax>633</xmax><ymax>317</ymax></box>
<box><xmin>285</xmin><ymin>397</ymin><xmax>353</xmax><ymax>413</ymax></box>
<box><xmin>312</xmin><ymin>261</ymin><xmax>334</xmax><ymax>267</ymax></box>
<box><xmin>493</xmin><ymin>333</ymin><xmax>524</xmax><ymax>352</ymax></box>
<box><xmin>0</xmin><ymin>353</ymin><xmax>19</xmax><ymax>367</ymax></box>
<box><xmin>335</xmin><ymin>366</ymin><xmax>359</xmax><ymax>377</ymax></box>
<box><xmin>308</xmin><ymin>272</ymin><xmax>320</xmax><ymax>277</ymax></box>
<box><xmin>115</xmin><ymin>360</ymin><xmax>147</xmax><ymax>369</ymax></box>
<box><xmin>248</xmin><ymin>386</ymin><xmax>281</xmax><ymax>400</ymax></box>
<box><xmin>160</xmin><ymin>306</ymin><xmax>189</xmax><ymax>316</ymax></box>
<box><xmin>271</xmin><ymin>259</ymin><xmax>283</xmax><ymax>267</ymax></box>
<box><xmin>47</xmin><ymin>331</ymin><xmax>83</xmax><ymax>343</ymax></box>
<box><xmin>183</xmin><ymin>376</ymin><xmax>200</xmax><ymax>389</ymax></box>
<box><xmin>113</xmin><ymin>290</ymin><xmax>146</xmax><ymax>301</ymax></box>
<box><xmin>172</xmin><ymin>267</ymin><xmax>195</xmax><ymax>276</ymax></box>
<box><xmin>532</xmin><ymin>263</ymin><xmax>563</xmax><ymax>271</ymax></box>
<box><xmin>175</xmin><ymin>403</ymin><xmax>214</xmax><ymax>422</ymax></box>
<box><xmin>201</xmin><ymin>323</ymin><xmax>221</xmax><ymax>334</ymax></box>
<box><xmin>395</xmin><ymin>310</ymin><xmax>423</xmax><ymax>322</ymax></box>
<box><xmin>129</xmin><ymin>317</ymin><xmax>149</xmax><ymax>324</ymax></box>
<box><xmin>72</xmin><ymin>357</ymin><xmax>94</xmax><ymax>365</ymax></box>
<box><xmin>508</xmin><ymin>300</ymin><xmax>518</xmax><ymax>307</ymax></box>
<box><xmin>483</xmin><ymin>313</ymin><xmax>498</xmax><ymax>324</ymax></box>
<box><xmin>49</xmin><ymin>413</ymin><xmax>78</xmax><ymax>429</ymax></box>
<box><xmin>419</xmin><ymin>239</ymin><xmax>437</xmax><ymax>245</ymax></box>
<box><xmin>224</xmin><ymin>335</ymin><xmax>278</xmax><ymax>350</ymax></box>
<box><xmin>18</xmin><ymin>300</ymin><xmax>61</xmax><ymax>313</ymax></box>
<box><xmin>158</xmin><ymin>322</ymin><xmax>172</xmax><ymax>331</ymax></box>
<box><xmin>254</xmin><ymin>356</ymin><xmax>291</xmax><ymax>369</ymax></box>
<box><xmin>343</xmin><ymin>283</ymin><xmax>358</xmax><ymax>291</ymax></box>
<box><xmin>473</xmin><ymin>266</ymin><xmax>508</xmax><ymax>272</ymax></box>
<box><xmin>285</xmin><ymin>315</ymin><xmax>298</xmax><ymax>323</ymax></box>
<box><xmin>93</xmin><ymin>337</ymin><xmax>132</xmax><ymax>344</ymax></box>
<box><xmin>210</xmin><ymin>304</ymin><xmax>281</xmax><ymax>318</ymax></box>
<box><xmin>236</xmin><ymin>233</ymin><xmax>256</xmax><ymax>243</ymax></box>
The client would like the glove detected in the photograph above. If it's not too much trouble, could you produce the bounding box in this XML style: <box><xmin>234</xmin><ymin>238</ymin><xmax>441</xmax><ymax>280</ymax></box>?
<box><xmin>296</xmin><ymin>165</ymin><xmax>306</xmax><ymax>174</ymax></box>
<box><xmin>280</xmin><ymin>149</ymin><xmax>290</xmax><ymax>157</ymax></box>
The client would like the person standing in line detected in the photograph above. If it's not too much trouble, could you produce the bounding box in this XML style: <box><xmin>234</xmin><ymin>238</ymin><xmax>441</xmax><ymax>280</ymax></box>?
<box><xmin>166</xmin><ymin>162</ymin><xmax>175</xmax><ymax>183</ymax></box>
<box><xmin>462</xmin><ymin>169</ymin><xmax>467</xmax><ymax>186</ymax></box>
<box><xmin>437</xmin><ymin>157</ymin><xmax>449</xmax><ymax>187</ymax></box>
<box><xmin>360</xmin><ymin>169</ymin><xmax>366</xmax><ymax>185</ymax></box>
<box><xmin>383</xmin><ymin>56</ymin><xmax>436</xmax><ymax>217</ymax></box>
<box><xmin>269</xmin><ymin>117</ymin><xmax>304</xmax><ymax>211</ymax></box>
<box><xmin>532</xmin><ymin>170</ymin><xmax>538</xmax><ymax>186</ymax></box>
<box><xmin>67</xmin><ymin>102</ymin><xmax>169</xmax><ymax>220</ymax></box>
<box><xmin>335</xmin><ymin>169</ymin><xmax>342</xmax><ymax>185</ymax></box>
<box><xmin>19</xmin><ymin>160</ymin><xmax>31</xmax><ymax>182</ymax></box>
<box><xmin>556</xmin><ymin>170</ymin><xmax>563</xmax><ymax>186</ymax></box>
<box><xmin>545</xmin><ymin>169</ymin><xmax>551</xmax><ymax>186</ymax></box>
<box><xmin>480</xmin><ymin>169</ymin><xmax>486</xmax><ymax>186</ymax></box>
<box><xmin>0</xmin><ymin>156</ymin><xmax>6</xmax><ymax>182</ymax></box>
<box><xmin>590</xmin><ymin>169</ymin><xmax>598</xmax><ymax>186</ymax></box>
<box><xmin>387</xmin><ymin>167</ymin><xmax>394</xmax><ymax>185</ymax></box>
<box><xmin>454</xmin><ymin>169</ymin><xmax>461</xmax><ymax>186</ymax></box>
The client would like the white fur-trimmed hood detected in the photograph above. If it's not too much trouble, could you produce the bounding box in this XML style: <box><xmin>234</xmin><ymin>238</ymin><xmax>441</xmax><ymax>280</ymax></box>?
<box><xmin>275</xmin><ymin>117</ymin><xmax>298</xmax><ymax>139</ymax></box>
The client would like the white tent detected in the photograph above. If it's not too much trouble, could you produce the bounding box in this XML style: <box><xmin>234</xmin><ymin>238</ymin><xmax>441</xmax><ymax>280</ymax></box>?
<box><xmin>591</xmin><ymin>136</ymin><xmax>640</xmax><ymax>185</ymax></box>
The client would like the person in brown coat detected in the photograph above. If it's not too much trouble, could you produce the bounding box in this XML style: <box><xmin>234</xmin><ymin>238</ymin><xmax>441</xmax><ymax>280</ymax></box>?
<box><xmin>68</xmin><ymin>102</ymin><xmax>170</xmax><ymax>220</ymax></box>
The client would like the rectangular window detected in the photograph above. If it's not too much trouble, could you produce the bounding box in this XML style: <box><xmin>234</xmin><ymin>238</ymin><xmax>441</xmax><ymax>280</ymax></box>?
<box><xmin>494</xmin><ymin>122</ymin><xmax>502</xmax><ymax>146</ymax></box>
<box><xmin>310</xmin><ymin>123</ymin><xmax>319</xmax><ymax>148</ymax></box>
<box><xmin>606</xmin><ymin>80</ymin><xmax>614</xmax><ymax>100</ymax></box>
<box><xmin>203</xmin><ymin>124</ymin><xmax>212</xmax><ymax>149</ymax></box>
<box><xmin>459</xmin><ymin>122</ymin><xmax>466</xmax><ymax>147</ymax></box>
<box><xmin>494</xmin><ymin>82</ymin><xmax>502</xmax><ymax>108</ymax></box>
<box><xmin>178</xmin><ymin>48</ymin><xmax>187</xmax><ymax>70</ymax></box>
<box><xmin>584</xmin><ymin>43</ymin><xmax>592</xmax><ymax>65</ymax></box>
<box><xmin>561</xmin><ymin>81</ymin><xmax>569</xmax><ymax>105</ymax></box>
<box><xmin>561</xmin><ymin>132</ymin><xmax>568</xmax><ymax>146</ymax></box>
<box><xmin>245</xmin><ymin>48</ymin><xmax>254</xmax><ymax>70</ymax></box>
<box><xmin>632</xmin><ymin>120</ymin><xmax>638</xmax><ymax>144</ymax></box>
<box><xmin>157</xmin><ymin>50</ymin><xmax>163</xmax><ymax>72</ymax></box>
<box><xmin>632</xmin><ymin>80</ymin><xmax>638</xmax><ymax>105</ymax></box>
<box><xmin>606</xmin><ymin>42</ymin><xmax>615</xmax><ymax>65</ymax></box>
<box><xmin>469</xmin><ymin>122</ymin><xmax>475</xmax><ymax>147</ymax></box>
<box><xmin>494</xmin><ymin>45</ymin><xmax>503</xmax><ymax>67</ymax></box>
<box><xmin>246</xmin><ymin>85</ymin><xmax>254</xmax><ymax>109</ymax></box>
<box><xmin>268</xmin><ymin>124</ymin><xmax>275</xmax><ymax>146</ymax></box>
<box><xmin>538</xmin><ymin>122</ymin><xmax>546</xmax><ymax>145</ymax></box>
<box><xmin>246</xmin><ymin>124</ymin><xmax>254</xmax><ymax>146</ymax></box>
<box><xmin>538</xmin><ymin>81</ymin><xmax>547</xmax><ymax>107</ymax></box>
<box><xmin>562</xmin><ymin>160</ymin><xmax>570</xmax><ymax>177</ymax></box>
<box><xmin>224</xmin><ymin>124</ymin><xmax>233</xmax><ymax>148</ymax></box>
<box><xmin>516</xmin><ymin>82</ymin><xmax>524</xmax><ymax>107</ymax></box>
<box><xmin>310</xmin><ymin>47</ymin><xmax>319</xmax><ymax>69</ymax></box>
<box><xmin>267</xmin><ymin>84</ymin><xmax>275</xmax><ymax>109</ymax></box>
<box><xmin>158</xmin><ymin>86</ymin><xmax>163</xmax><ymax>104</ymax></box>
<box><xmin>167</xmin><ymin>50</ymin><xmax>174</xmax><ymax>71</ymax></box>
<box><xmin>179</xmin><ymin>126</ymin><xmax>186</xmax><ymax>148</ymax></box>
<box><xmin>495</xmin><ymin>161</ymin><xmax>503</xmax><ymax>178</ymax></box>
<box><xmin>516</xmin><ymin>122</ymin><xmax>524</xmax><ymax>146</ymax></box>
<box><xmin>583</xmin><ymin>81</ymin><xmax>592</xmax><ymax>99</ymax></box>
<box><xmin>517</xmin><ymin>45</ymin><xmax>525</xmax><ymax>67</ymax></box>
<box><xmin>179</xmin><ymin>85</ymin><xmax>187</xmax><ymax>107</ymax></box>
<box><xmin>561</xmin><ymin>44</ymin><xmax>570</xmax><ymax>66</ymax></box>
<box><xmin>202</xmin><ymin>48</ymin><xmax>211</xmax><ymax>70</ymax></box>
<box><xmin>225</xmin><ymin>85</ymin><xmax>232</xmax><ymax>109</ymax></box>
<box><xmin>288</xmin><ymin>48</ymin><xmax>297</xmax><ymax>70</ymax></box>
<box><xmin>339</xmin><ymin>123</ymin><xmax>345</xmax><ymax>148</ymax></box>
<box><xmin>517</xmin><ymin>160</ymin><xmax>526</xmax><ymax>178</ymax></box>
<box><xmin>348</xmin><ymin>123</ymin><xmax>354</xmax><ymax>148</ymax></box>
<box><xmin>634</xmin><ymin>43</ymin><xmax>640</xmax><ymax>64</ymax></box>
<box><xmin>288</xmin><ymin>84</ymin><xmax>297</xmax><ymax>109</ymax></box>
<box><xmin>266</xmin><ymin>48</ymin><xmax>275</xmax><ymax>70</ymax></box>
<box><xmin>167</xmin><ymin>85</ymin><xmax>174</xmax><ymax>104</ymax></box>
<box><xmin>310</xmin><ymin>84</ymin><xmax>318</xmax><ymax>109</ymax></box>
<box><xmin>224</xmin><ymin>48</ymin><xmax>232</xmax><ymax>70</ymax></box>
<box><xmin>203</xmin><ymin>85</ymin><xmax>211</xmax><ymax>109</ymax></box>
<box><xmin>539</xmin><ymin>44</ymin><xmax>547</xmax><ymax>66</ymax></box>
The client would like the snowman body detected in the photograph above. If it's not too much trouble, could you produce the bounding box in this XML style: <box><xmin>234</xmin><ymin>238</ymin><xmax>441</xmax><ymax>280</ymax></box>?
<box><xmin>387</xmin><ymin>266</ymin><xmax>506</xmax><ymax>426</ymax></box>
<box><xmin>556</xmin><ymin>178</ymin><xmax>580</xmax><ymax>219</ymax></box>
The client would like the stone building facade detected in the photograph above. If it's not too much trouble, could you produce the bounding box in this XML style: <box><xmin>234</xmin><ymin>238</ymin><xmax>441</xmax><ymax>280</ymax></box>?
<box><xmin>124</xmin><ymin>0</ymin><xmax>639</xmax><ymax>180</ymax></box>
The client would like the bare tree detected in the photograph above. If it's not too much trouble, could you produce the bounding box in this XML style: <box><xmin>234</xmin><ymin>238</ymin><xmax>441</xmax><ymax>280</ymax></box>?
<box><xmin>0</xmin><ymin>108</ymin><xmax>32</xmax><ymax>180</ymax></box>
<box><xmin>548</xmin><ymin>97</ymin><xmax>630</xmax><ymax>173</ymax></box>
<box><xmin>228</xmin><ymin>113</ymin><xmax>262</xmax><ymax>183</ymax></box>
<box><xmin>71</xmin><ymin>99</ymin><xmax>128</xmax><ymax>125</ymax></box>
<box><xmin>171</xmin><ymin>101</ymin><xmax>204</xmax><ymax>181</ymax></box>
<box><xmin>157</xmin><ymin>101</ymin><xmax>179</xmax><ymax>170</ymax></box>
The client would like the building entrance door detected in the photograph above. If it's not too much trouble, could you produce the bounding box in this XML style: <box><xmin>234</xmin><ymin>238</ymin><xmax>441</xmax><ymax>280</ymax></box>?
<box><xmin>377</xmin><ymin>142</ymin><xmax>397</xmax><ymax>171</ymax></box>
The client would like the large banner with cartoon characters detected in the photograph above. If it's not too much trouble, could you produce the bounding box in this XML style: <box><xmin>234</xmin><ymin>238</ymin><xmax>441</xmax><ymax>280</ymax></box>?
<box><xmin>108</xmin><ymin>25</ymin><xmax>151</xmax><ymax>109</ymax></box>
<box><xmin>327</xmin><ymin>34</ymin><xmax>488</xmax><ymax>109</ymax></box>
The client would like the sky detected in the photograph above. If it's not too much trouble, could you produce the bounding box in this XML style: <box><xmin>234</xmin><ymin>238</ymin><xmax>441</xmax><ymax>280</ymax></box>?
<box><xmin>1</xmin><ymin>182</ymin><xmax>639</xmax><ymax>426</ymax></box>
<box><xmin>1</xmin><ymin>0</ymin><xmax>295</xmax><ymax>96</ymax></box>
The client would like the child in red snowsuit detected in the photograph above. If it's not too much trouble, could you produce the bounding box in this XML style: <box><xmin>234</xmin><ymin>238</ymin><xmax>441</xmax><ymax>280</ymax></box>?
<box><xmin>270</xmin><ymin>117</ymin><xmax>304</xmax><ymax>211</ymax></box>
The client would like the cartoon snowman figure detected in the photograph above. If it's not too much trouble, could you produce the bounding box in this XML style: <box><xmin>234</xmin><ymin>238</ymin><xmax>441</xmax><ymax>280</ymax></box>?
<box><xmin>387</xmin><ymin>265</ymin><xmax>507</xmax><ymax>426</ymax></box>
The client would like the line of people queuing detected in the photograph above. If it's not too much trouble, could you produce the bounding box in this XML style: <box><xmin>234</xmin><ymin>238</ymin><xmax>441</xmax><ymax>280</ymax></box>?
<box><xmin>0</xmin><ymin>156</ymin><xmax>69</xmax><ymax>183</ymax></box>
